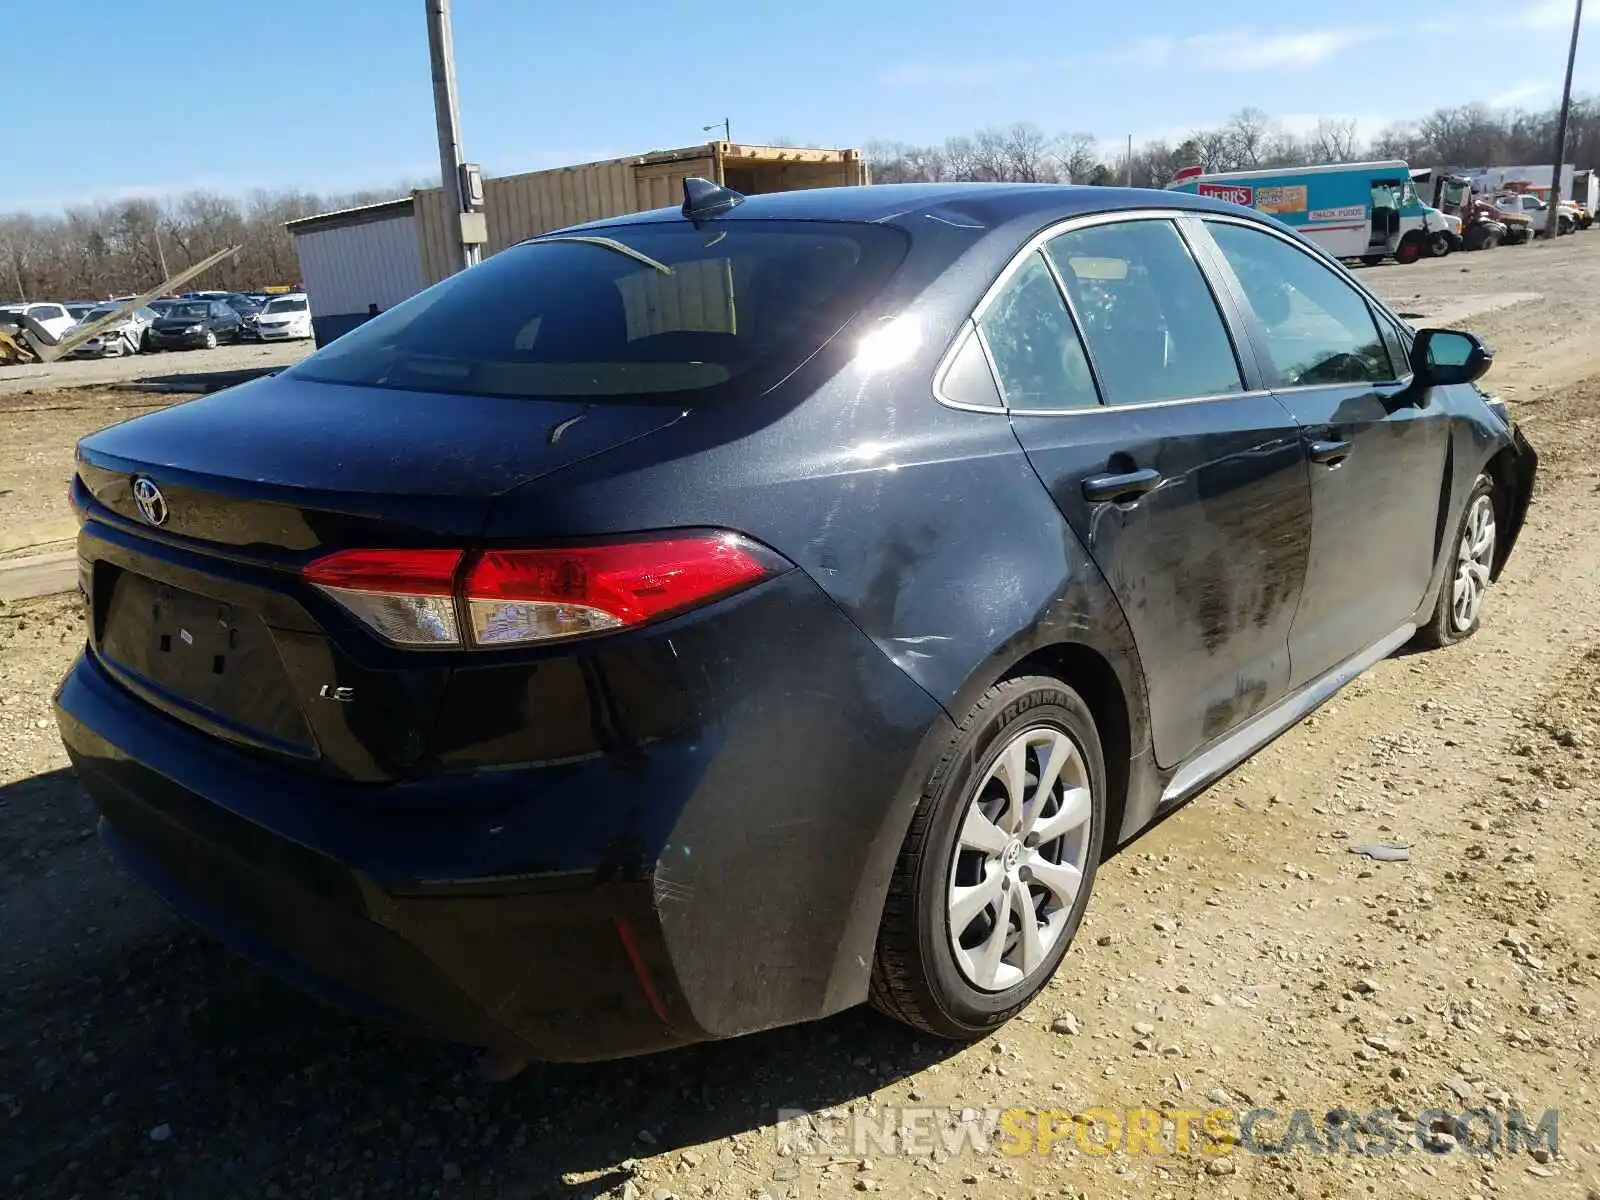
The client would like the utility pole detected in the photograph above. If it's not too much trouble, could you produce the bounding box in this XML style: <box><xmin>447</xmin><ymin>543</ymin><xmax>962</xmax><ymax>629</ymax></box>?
<box><xmin>1125</xmin><ymin>134</ymin><xmax>1133</xmax><ymax>186</ymax></box>
<box><xmin>1544</xmin><ymin>0</ymin><xmax>1584</xmax><ymax>238</ymax></box>
<box><xmin>426</xmin><ymin>0</ymin><xmax>481</xmax><ymax>273</ymax></box>
<box><xmin>154</xmin><ymin>228</ymin><xmax>169</xmax><ymax>281</ymax></box>
<box><xmin>703</xmin><ymin>118</ymin><xmax>731</xmax><ymax>142</ymax></box>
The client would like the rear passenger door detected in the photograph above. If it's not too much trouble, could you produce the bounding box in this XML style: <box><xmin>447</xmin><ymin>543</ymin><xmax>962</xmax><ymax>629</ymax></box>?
<box><xmin>1194</xmin><ymin>217</ymin><xmax>1451</xmax><ymax>686</ymax></box>
<box><xmin>989</xmin><ymin>215</ymin><xmax>1313</xmax><ymax>769</ymax></box>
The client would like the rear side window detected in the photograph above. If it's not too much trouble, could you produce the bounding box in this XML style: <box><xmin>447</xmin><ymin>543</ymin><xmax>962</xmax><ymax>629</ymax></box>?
<box><xmin>289</xmin><ymin>220</ymin><xmax>909</xmax><ymax>404</ymax></box>
<box><xmin>1205</xmin><ymin>220</ymin><xmax>1395</xmax><ymax>387</ymax></box>
<box><xmin>939</xmin><ymin>324</ymin><xmax>1003</xmax><ymax>409</ymax></box>
<box><xmin>1045</xmin><ymin>220</ymin><xmax>1243</xmax><ymax>406</ymax></box>
<box><xmin>976</xmin><ymin>252</ymin><xmax>1098</xmax><ymax>411</ymax></box>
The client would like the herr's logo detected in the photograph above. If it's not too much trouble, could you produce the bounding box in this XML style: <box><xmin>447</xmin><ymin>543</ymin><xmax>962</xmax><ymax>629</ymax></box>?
<box><xmin>1197</xmin><ymin>182</ymin><xmax>1254</xmax><ymax>208</ymax></box>
<box><xmin>131</xmin><ymin>476</ymin><xmax>168</xmax><ymax>527</ymax></box>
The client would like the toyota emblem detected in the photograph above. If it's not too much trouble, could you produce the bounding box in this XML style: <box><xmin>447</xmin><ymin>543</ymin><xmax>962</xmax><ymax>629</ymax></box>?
<box><xmin>132</xmin><ymin>477</ymin><xmax>168</xmax><ymax>527</ymax></box>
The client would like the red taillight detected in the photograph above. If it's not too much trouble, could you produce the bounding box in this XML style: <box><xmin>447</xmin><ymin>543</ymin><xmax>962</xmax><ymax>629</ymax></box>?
<box><xmin>301</xmin><ymin>533</ymin><xmax>783</xmax><ymax>648</ymax></box>
<box><xmin>302</xmin><ymin>548</ymin><xmax>463</xmax><ymax>595</ymax></box>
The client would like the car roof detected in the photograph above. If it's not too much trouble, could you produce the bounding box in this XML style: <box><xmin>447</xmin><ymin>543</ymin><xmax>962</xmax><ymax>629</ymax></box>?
<box><xmin>558</xmin><ymin>182</ymin><xmax>1261</xmax><ymax>236</ymax></box>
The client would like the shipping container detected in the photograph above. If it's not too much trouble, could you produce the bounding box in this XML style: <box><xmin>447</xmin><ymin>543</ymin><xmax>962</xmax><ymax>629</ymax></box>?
<box><xmin>286</xmin><ymin>197</ymin><xmax>427</xmax><ymax>347</ymax></box>
<box><xmin>413</xmin><ymin>142</ymin><xmax>868</xmax><ymax>285</ymax></box>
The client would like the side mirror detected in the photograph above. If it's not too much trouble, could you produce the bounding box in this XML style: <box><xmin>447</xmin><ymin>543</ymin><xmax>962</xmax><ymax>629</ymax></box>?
<box><xmin>1410</xmin><ymin>328</ymin><xmax>1493</xmax><ymax>387</ymax></box>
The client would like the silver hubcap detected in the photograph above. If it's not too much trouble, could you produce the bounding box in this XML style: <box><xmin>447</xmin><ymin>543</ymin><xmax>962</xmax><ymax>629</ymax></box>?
<box><xmin>1452</xmin><ymin>494</ymin><xmax>1495</xmax><ymax>631</ymax></box>
<box><xmin>948</xmin><ymin>726</ymin><xmax>1094</xmax><ymax>993</ymax></box>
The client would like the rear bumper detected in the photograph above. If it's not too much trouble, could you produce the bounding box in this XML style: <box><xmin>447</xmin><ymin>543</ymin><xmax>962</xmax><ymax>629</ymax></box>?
<box><xmin>54</xmin><ymin>569</ymin><xmax>949</xmax><ymax>1060</ymax></box>
<box><xmin>65</xmin><ymin>683</ymin><xmax>680</xmax><ymax>1059</ymax></box>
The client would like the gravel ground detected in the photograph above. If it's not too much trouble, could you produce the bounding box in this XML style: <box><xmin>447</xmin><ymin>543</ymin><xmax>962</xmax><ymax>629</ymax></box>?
<box><xmin>1</xmin><ymin>237</ymin><xmax>1599</xmax><ymax>1200</ymax></box>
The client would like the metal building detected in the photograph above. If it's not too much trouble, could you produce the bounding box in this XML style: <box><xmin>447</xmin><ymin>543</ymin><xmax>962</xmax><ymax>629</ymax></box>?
<box><xmin>285</xmin><ymin>197</ymin><xmax>427</xmax><ymax>347</ymax></box>
<box><xmin>287</xmin><ymin>143</ymin><xmax>866</xmax><ymax>343</ymax></box>
<box><xmin>411</xmin><ymin>142</ymin><xmax>869</xmax><ymax>286</ymax></box>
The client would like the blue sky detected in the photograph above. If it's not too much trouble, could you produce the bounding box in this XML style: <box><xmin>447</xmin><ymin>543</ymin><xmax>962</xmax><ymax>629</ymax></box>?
<box><xmin>6</xmin><ymin>0</ymin><xmax>1594</xmax><ymax>212</ymax></box>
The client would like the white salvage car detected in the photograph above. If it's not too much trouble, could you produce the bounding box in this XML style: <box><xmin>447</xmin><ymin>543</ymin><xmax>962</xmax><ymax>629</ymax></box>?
<box><xmin>0</xmin><ymin>302</ymin><xmax>78</xmax><ymax>341</ymax></box>
<box><xmin>255</xmin><ymin>293</ymin><xmax>313</xmax><ymax>341</ymax></box>
<box><xmin>66</xmin><ymin>304</ymin><xmax>159</xmax><ymax>358</ymax></box>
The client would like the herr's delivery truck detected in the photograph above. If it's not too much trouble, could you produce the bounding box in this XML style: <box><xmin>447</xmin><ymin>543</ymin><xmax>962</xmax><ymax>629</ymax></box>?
<box><xmin>1166</xmin><ymin>160</ymin><xmax>1461</xmax><ymax>264</ymax></box>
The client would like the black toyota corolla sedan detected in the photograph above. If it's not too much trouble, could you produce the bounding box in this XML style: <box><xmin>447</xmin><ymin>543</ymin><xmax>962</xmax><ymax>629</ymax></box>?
<box><xmin>56</xmin><ymin>181</ymin><xmax>1536</xmax><ymax>1063</ymax></box>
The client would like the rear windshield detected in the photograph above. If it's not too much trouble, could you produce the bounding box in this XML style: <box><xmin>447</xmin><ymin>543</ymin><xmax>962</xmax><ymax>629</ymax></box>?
<box><xmin>168</xmin><ymin>303</ymin><xmax>210</xmax><ymax>319</ymax></box>
<box><xmin>287</xmin><ymin>219</ymin><xmax>909</xmax><ymax>403</ymax></box>
<box><xmin>264</xmin><ymin>297</ymin><xmax>308</xmax><ymax>313</ymax></box>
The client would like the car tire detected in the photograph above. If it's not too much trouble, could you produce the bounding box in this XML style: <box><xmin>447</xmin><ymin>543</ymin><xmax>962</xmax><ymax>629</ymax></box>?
<box><xmin>1414</xmin><ymin>474</ymin><xmax>1497</xmax><ymax>650</ymax></box>
<box><xmin>870</xmin><ymin>675</ymin><xmax>1106</xmax><ymax>1040</ymax></box>
<box><xmin>1395</xmin><ymin>234</ymin><xmax>1426</xmax><ymax>265</ymax></box>
<box><xmin>203</xmin><ymin>330</ymin><xmax>218</xmax><ymax>350</ymax></box>
<box><xmin>1427</xmin><ymin>232</ymin><xmax>1453</xmax><ymax>258</ymax></box>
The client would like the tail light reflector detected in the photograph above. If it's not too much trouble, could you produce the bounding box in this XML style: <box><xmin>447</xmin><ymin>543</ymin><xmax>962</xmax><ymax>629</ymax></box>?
<box><xmin>302</xmin><ymin>533</ymin><xmax>784</xmax><ymax>648</ymax></box>
<box><xmin>303</xmin><ymin>549</ymin><xmax>463</xmax><ymax>646</ymax></box>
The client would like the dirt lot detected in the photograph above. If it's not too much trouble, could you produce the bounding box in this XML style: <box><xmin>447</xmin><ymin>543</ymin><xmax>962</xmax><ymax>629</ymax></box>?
<box><xmin>0</xmin><ymin>338</ymin><xmax>310</xmax><ymax>399</ymax></box>
<box><xmin>1</xmin><ymin>238</ymin><xmax>1598</xmax><ymax>1200</ymax></box>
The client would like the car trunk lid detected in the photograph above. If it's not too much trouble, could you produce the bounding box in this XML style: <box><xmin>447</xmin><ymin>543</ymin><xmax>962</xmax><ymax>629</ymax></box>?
<box><xmin>73</xmin><ymin>373</ymin><xmax>688</xmax><ymax>780</ymax></box>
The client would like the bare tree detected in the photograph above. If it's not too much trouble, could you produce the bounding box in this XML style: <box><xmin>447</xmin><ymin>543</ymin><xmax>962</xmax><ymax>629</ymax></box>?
<box><xmin>1416</xmin><ymin>104</ymin><xmax>1508</xmax><ymax>165</ymax></box>
<box><xmin>1308</xmin><ymin>117</ymin><xmax>1361</xmax><ymax>163</ymax></box>
<box><xmin>1190</xmin><ymin>128</ymin><xmax>1237</xmax><ymax>173</ymax></box>
<box><xmin>1224</xmin><ymin>107</ymin><xmax>1275</xmax><ymax>169</ymax></box>
<box><xmin>1368</xmin><ymin>122</ymin><xmax>1422</xmax><ymax>161</ymax></box>
<box><xmin>1057</xmin><ymin>132</ymin><xmax>1103</xmax><ymax>184</ymax></box>
<box><xmin>943</xmin><ymin>135</ymin><xmax>981</xmax><ymax>181</ymax></box>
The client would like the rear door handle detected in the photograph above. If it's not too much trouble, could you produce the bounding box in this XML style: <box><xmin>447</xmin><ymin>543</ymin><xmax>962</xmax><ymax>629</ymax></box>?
<box><xmin>1082</xmin><ymin>467</ymin><xmax>1163</xmax><ymax>504</ymax></box>
<box><xmin>1308</xmin><ymin>438</ymin><xmax>1353</xmax><ymax>466</ymax></box>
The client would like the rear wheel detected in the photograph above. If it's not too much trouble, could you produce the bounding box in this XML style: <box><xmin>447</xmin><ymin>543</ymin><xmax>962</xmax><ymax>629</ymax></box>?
<box><xmin>871</xmin><ymin>676</ymin><xmax>1105</xmax><ymax>1040</ymax></box>
<box><xmin>1414</xmin><ymin>474</ymin><xmax>1497</xmax><ymax>649</ymax></box>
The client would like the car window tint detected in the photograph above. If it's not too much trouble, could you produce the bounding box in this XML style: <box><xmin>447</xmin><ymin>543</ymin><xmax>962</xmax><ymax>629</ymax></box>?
<box><xmin>1044</xmin><ymin>221</ymin><xmax>1242</xmax><ymax>406</ymax></box>
<box><xmin>976</xmin><ymin>252</ymin><xmax>1098</xmax><ymax>410</ymax></box>
<box><xmin>31</xmin><ymin>305</ymin><xmax>65</xmax><ymax>321</ymax></box>
<box><xmin>290</xmin><ymin>221</ymin><xmax>909</xmax><ymax>404</ymax></box>
<box><xmin>1205</xmin><ymin>221</ymin><xmax>1395</xmax><ymax>387</ymax></box>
